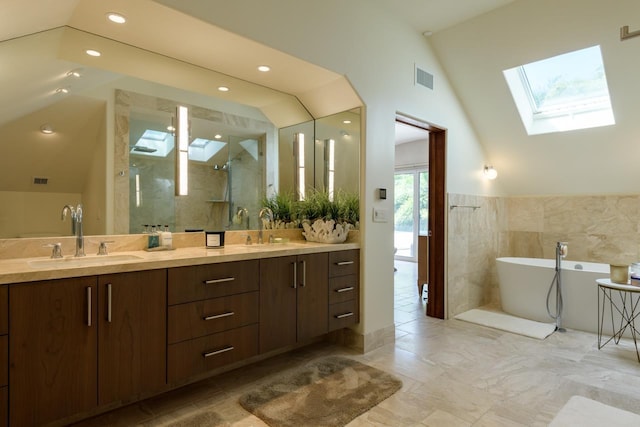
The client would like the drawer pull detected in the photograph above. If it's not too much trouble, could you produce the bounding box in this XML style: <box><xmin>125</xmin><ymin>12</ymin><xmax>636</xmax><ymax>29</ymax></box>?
<box><xmin>107</xmin><ymin>283</ymin><xmax>112</xmax><ymax>323</ymax></box>
<box><xmin>335</xmin><ymin>286</ymin><xmax>355</xmax><ymax>293</ymax></box>
<box><xmin>203</xmin><ymin>311</ymin><xmax>235</xmax><ymax>321</ymax></box>
<box><xmin>203</xmin><ymin>277</ymin><xmax>235</xmax><ymax>285</ymax></box>
<box><xmin>203</xmin><ymin>346</ymin><xmax>235</xmax><ymax>358</ymax></box>
<box><xmin>292</xmin><ymin>262</ymin><xmax>297</xmax><ymax>289</ymax></box>
<box><xmin>335</xmin><ymin>312</ymin><xmax>354</xmax><ymax>319</ymax></box>
<box><xmin>336</xmin><ymin>261</ymin><xmax>354</xmax><ymax>266</ymax></box>
<box><xmin>86</xmin><ymin>287</ymin><xmax>92</xmax><ymax>327</ymax></box>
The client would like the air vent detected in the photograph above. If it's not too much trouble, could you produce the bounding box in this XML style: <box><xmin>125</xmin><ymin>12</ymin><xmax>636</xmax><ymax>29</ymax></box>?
<box><xmin>415</xmin><ymin>66</ymin><xmax>434</xmax><ymax>90</ymax></box>
<box><xmin>33</xmin><ymin>177</ymin><xmax>48</xmax><ymax>185</ymax></box>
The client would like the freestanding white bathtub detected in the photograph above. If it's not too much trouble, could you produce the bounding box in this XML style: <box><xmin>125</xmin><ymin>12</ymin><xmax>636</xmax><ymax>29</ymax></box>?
<box><xmin>496</xmin><ymin>257</ymin><xmax>611</xmax><ymax>334</ymax></box>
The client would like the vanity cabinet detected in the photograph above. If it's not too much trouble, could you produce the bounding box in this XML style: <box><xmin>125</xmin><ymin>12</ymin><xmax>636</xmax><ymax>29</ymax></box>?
<box><xmin>98</xmin><ymin>270</ymin><xmax>167</xmax><ymax>406</ymax></box>
<box><xmin>0</xmin><ymin>286</ymin><xmax>8</xmax><ymax>427</ymax></box>
<box><xmin>9</xmin><ymin>270</ymin><xmax>167</xmax><ymax>427</ymax></box>
<box><xmin>9</xmin><ymin>276</ymin><xmax>98</xmax><ymax>427</ymax></box>
<box><xmin>259</xmin><ymin>253</ymin><xmax>329</xmax><ymax>353</ymax></box>
<box><xmin>328</xmin><ymin>250</ymin><xmax>360</xmax><ymax>331</ymax></box>
<box><xmin>167</xmin><ymin>260</ymin><xmax>260</xmax><ymax>383</ymax></box>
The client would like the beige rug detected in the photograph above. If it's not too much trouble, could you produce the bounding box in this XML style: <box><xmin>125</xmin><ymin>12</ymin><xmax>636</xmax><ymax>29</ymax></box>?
<box><xmin>239</xmin><ymin>356</ymin><xmax>403</xmax><ymax>427</ymax></box>
<box><xmin>550</xmin><ymin>396</ymin><xmax>640</xmax><ymax>426</ymax></box>
<box><xmin>454</xmin><ymin>308</ymin><xmax>556</xmax><ymax>339</ymax></box>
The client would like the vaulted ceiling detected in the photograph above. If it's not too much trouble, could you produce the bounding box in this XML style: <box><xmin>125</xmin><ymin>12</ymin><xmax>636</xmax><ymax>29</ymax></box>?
<box><xmin>3</xmin><ymin>0</ymin><xmax>637</xmax><ymax>195</ymax></box>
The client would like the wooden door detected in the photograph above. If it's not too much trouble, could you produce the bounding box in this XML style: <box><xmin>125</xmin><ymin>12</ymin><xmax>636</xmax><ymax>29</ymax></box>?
<box><xmin>98</xmin><ymin>269</ymin><xmax>167</xmax><ymax>405</ymax></box>
<box><xmin>259</xmin><ymin>256</ymin><xmax>297</xmax><ymax>353</ymax></box>
<box><xmin>427</xmin><ymin>129</ymin><xmax>446</xmax><ymax>318</ymax></box>
<box><xmin>296</xmin><ymin>253</ymin><xmax>328</xmax><ymax>341</ymax></box>
<box><xmin>10</xmin><ymin>277</ymin><xmax>98</xmax><ymax>427</ymax></box>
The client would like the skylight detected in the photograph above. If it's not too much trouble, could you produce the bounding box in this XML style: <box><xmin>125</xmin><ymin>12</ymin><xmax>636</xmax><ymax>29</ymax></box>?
<box><xmin>188</xmin><ymin>138</ymin><xmax>227</xmax><ymax>162</ymax></box>
<box><xmin>131</xmin><ymin>130</ymin><xmax>174</xmax><ymax>157</ymax></box>
<box><xmin>503</xmin><ymin>45</ymin><xmax>615</xmax><ymax>135</ymax></box>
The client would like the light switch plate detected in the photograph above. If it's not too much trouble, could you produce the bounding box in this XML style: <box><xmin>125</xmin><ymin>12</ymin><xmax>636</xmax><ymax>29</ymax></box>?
<box><xmin>372</xmin><ymin>208</ymin><xmax>390</xmax><ymax>223</ymax></box>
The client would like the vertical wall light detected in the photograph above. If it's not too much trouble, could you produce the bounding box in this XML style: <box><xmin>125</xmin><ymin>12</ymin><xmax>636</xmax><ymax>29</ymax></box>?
<box><xmin>294</xmin><ymin>132</ymin><xmax>305</xmax><ymax>200</ymax></box>
<box><xmin>325</xmin><ymin>139</ymin><xmax>335</xmax><ymax>200</ymax></box>
<box><xmin>176</xmin><ymin>105</ymin><xmax>189</xmax><ymax>195</ymax></box>
<box><xmin>135</xmin><ymin>174</ymin><xmax>141</xmax><ymax>207</ymax></box>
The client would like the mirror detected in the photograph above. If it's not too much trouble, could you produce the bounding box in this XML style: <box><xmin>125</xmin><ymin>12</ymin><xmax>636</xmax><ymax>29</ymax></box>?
<box><xmin>278</xmin><ymin>109</ymin><xmax>360</xmax><ymax>200</ymax></box>
<box><xmin>0</xmin><ymin>26</ymin><xmax>359</xmax><ymax>238</ymax></box>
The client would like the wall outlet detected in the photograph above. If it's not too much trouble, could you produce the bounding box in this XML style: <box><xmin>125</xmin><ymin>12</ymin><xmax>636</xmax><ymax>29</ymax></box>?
<box><xmin>372</xmin><ymin>208</ymin><xmax>390</xmax><ymax>223</ymax></box>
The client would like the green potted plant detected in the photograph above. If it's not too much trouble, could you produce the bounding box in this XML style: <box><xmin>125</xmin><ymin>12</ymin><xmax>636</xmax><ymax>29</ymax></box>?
<box><xmin>298</xmin><ymin>188</ymin><xmax>359</xmax><ymax>243</ymax></box>
<box><xmin>260</xmin><ymin>191</ymin><xmax>299</xmax><ymax>229</ymax></box>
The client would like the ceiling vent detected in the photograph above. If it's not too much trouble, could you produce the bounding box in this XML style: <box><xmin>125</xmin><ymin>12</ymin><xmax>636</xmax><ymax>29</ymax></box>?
<box><xmin>32</xmin><ymin>177</ymin><xmax>48</xmax><ymax>185</ymax></box>
<box><xmin>415</xmin><ymin>66</ymin><xmax>434</xmax><ymax>90</ymax></box>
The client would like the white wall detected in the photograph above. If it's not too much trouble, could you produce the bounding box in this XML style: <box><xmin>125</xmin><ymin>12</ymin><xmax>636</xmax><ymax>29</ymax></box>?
<box><xmin>156</xmin><ymin>0</ymin><xmax>496</xmax><ymax>341</ymax></box>
<box><xmin>395</xmin><ymin>140</ymin><xmax>428</xmax><ymax>170</ymax></box>
<box><xmin>430</xmin><ymin>0</ymin><xmax>640</xmax><ymax>196</ymax></box>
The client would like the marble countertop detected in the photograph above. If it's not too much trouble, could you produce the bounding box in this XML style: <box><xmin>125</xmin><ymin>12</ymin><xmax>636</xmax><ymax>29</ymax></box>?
<box><xmin>0</xmin><ymin>241</ymin><xmax>360</xmax><ymax>285</ymax></box>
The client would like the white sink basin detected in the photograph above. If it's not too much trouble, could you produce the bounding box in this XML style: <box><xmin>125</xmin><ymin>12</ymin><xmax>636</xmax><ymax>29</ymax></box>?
<box><xmin>29</xmin><ymin>254</ymin><xmax>143</xmax><ymax>269</ymax></box>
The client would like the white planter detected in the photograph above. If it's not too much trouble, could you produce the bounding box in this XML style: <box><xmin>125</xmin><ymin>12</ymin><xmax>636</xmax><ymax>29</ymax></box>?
<box><xmin>302</xmin><ymin>219</ymin><xmax>351</xmax><ymax>243</ymax></box>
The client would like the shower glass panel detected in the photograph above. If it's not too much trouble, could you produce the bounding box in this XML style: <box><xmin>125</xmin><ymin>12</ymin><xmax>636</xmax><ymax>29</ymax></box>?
<box><xmin>228</xmin><ymin>136</ymin><xmax>265</xmax><ymax>229</ymax></box>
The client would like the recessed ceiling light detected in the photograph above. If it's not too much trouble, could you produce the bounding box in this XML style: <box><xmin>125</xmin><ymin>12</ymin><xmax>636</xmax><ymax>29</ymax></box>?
<box><xmin>342</xmin><ymin>120</ymin><xmax>351</xmax><ymax>124</ymax></box>
<box><xmin>167</xmin><ymin>125</ymin><xmax>176</xmax><ymax>132</ymax></box>
<box><xmin>214</xmin><ymin>134</ymin><xmax>222</xmax><ymax>139</ymax></box>
<box><xmin>67</xmin><ymin>69</ymin><xmax>82</xmax><ymax>78</ymax></box>
<box><xmin>56</xmin><ymin>87</ymin><xmax>69</xmax><ymax>94</ymax></box>
<box><xmin>85</xmin><ymin>49</ymin><xmax>101</xmax><ymax>57</ymax></box>
<box><xmin>218</xmin><ymin>86</ymin><xmax>229</xmax><ymax>92</ymax></box>
<box><xmin>40</xmin><ymin>124</ymin><xmax>54</xmax><ymax>134</ymax></box>
<box><xmin>107</xmin><ymin>12</ymin><xmax>127</xmax><ymax>24</ymax></box>
<box><xmin>258</xmin><ymin>65</ymin><xmax>270</xmax><ymax>72</ymax></box>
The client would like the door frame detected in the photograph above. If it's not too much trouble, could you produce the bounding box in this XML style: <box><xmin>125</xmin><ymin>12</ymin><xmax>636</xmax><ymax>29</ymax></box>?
<box><xmin>395</xmin><ymin>114</ymin><xmax>446</xmax><ymax>319</ymax></box>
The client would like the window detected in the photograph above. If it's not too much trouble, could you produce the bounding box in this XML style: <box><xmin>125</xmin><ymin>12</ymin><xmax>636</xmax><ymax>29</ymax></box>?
<box><xmin>503</xmin><ymin>45</ymin><xmax>614</xmax><ymax>135</ymax></box>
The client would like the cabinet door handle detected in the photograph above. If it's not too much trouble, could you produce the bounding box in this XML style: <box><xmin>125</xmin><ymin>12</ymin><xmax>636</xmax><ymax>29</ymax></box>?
<box><xmin>335</xmin><ymin>286</ymin><xmax>355</xmax><ymax>293</ymax></box>
<box><xmin>335</xmin><ymin>312</ymin><xmax>354</xmax><ymax>319</ymax></box>
<box><xmin>203</xmin><ymin>277</ymin><xmax>235</xmax><ymax>284</ymax></box>
<box><xmin>292</xmin><ymin>262</ymin><xmax>297</xmax><ymax>288</ymax></box>
<box><xmin>203</xmin><ymin>311</ymin><xmax>235</xmax><ymax>321</ymax></box>
<box><xmin>336</xmin><ymin>261</ymin><xmax>354</xmax><ymax>266</ymax></box>
<box><xmin>107</xmin><ymin>283</ymin><xmax>112</xmax><ymax>323</ymax></box>
<box><xmin>202</xmin><ymin>346</ymin><xmax>234</xmax><ymax>358</ymax></box>
<box><xmin>86</xmin><ymin>287</ymin><xmax>92</xmax><ymax>327</ymax></box>
<box><xmin>300</xmin><ymin>260</ymin><xmax>306</xmax><ymax>287</ymax></box>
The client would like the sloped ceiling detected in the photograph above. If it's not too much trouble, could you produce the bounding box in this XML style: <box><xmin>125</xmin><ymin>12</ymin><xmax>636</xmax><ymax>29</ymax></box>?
<box><xmin>428</xmin><ymin>0</ymin><xmax>640</xmax><ymax>195</ymax></box>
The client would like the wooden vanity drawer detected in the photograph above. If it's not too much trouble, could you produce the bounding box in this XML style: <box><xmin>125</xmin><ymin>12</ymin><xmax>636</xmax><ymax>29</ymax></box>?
<box><xmin>168</xmin><ymin>260</ymin><xmax>259</xmax><ymax>305</ymax></box>
<box><xmin>167</xmin><ymin>324</ymin><xmax>259</xmax><ymax>383</ymax></box>
<box><xmin>168</xmin><ymin>292</ymin><xmax>259</xmax><ymax>344</ymax></box>
<box><xmin>0</xmin><ymin>286</ymin><xmax>7</xmax><ymax>336</ymax></box>
<box><xmin>328</xmin><ymin>250</ymin><xmax>359</xmax><ymax>277</ymax></box>
<box><xmin>329</xmin><ymin>275</ymin><xmax>359</xmax><ymax>304</ymax></box>
<box><xmin>329</xmin><ymin>300</ymin><xmax>359</xmax><ymax>331</ymax></box>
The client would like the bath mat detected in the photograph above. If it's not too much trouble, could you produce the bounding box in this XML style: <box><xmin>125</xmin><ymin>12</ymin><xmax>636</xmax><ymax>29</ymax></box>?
<box><xmin>550</xmin><ymin>396</ymin><xmax>640</xmax><ymax>426</ymax></box>
<box><xmin>454</xmin><ymin>308</ymin><xmax>556</xmax><ymax>339</ymax></box>
<box><xmin>238</xmin><ymin>355</ymin><xmax>403</xmax><ymax>427</ymax></box>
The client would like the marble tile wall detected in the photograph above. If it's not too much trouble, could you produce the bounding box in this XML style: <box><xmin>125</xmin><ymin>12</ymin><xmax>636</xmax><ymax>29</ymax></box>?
<box><xmin>447</xmin><ymin>193</ymin><xmax>505</xmax><ymax>317</ymax></box>
<box><xmin>447</xmin><ymin>193</ymin><xmax>640</xmax><ymax>318</ymax></box>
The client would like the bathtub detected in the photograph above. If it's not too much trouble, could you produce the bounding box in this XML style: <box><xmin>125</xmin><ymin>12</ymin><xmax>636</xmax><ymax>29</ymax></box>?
<box><xmin>496</xmin><ymin>257</ymin><xmax>611</xmax><ymax>334</ymax></box>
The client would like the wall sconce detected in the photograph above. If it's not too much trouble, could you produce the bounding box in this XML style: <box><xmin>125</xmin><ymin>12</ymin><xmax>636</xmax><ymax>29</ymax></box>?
<box><xmin>483</xmin><ymin>165</ymin><xmax>498</xmax><ymax>180</ymax></box>
<box><xmin>175</xmin><ymin>105</ymin><xmax>189</xmax><ymax>196</ymax></box>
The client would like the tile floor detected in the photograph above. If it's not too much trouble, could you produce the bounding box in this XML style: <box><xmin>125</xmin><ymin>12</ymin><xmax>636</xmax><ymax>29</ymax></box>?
<box><xmin>75</xmin><ymin>260</ymin><xmax>640</xmax><ymax>426</ymax></box>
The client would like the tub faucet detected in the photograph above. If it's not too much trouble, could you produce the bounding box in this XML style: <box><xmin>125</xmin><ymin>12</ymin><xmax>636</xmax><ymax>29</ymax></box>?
<box><xmin>257</xmin><ymin>207</ymin><xmax>273</xmax><ymax>244</ymax></box>
<box><xmin>61</xmin><ymin>204</ymin><xmax>85</xmax><ymax>257</ymax></box>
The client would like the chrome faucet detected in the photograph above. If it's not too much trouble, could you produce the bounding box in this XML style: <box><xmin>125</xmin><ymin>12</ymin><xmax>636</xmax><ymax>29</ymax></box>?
<box><xmin>61</xmin><ymin>204</ymin><xmax>85</xmax><ymax>257</ymax></box>
<box><xmin>234</xmin><ymin>207</ymin><xmax>250</xmax><ymax>229</ymax></box>
<box><xmin>258</xmin><ymin>207</ymin><xmax>273</xmax><ymax>244</ymax></box>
